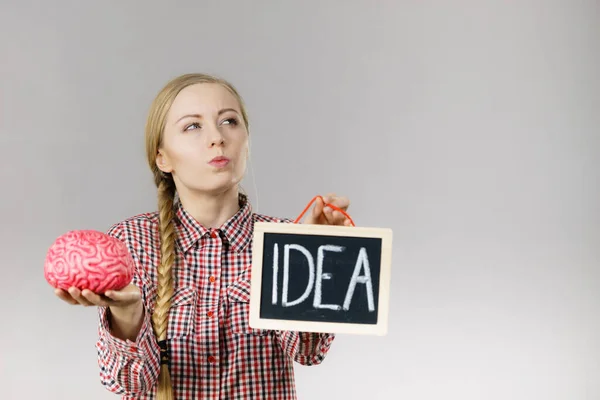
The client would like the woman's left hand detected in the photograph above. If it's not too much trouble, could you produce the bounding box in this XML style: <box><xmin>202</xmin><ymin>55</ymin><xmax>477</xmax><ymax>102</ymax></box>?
<box><xmin>302</xmin><ymin>193</ymin><xmax>352</xmax><ymax>226</ymax></box>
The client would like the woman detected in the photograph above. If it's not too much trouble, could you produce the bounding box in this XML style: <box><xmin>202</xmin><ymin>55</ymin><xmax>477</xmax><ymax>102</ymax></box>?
<box><xmin>54</xmin><ymin>73</ymin><xmax>352</xmax><ymax>399</ymax></box>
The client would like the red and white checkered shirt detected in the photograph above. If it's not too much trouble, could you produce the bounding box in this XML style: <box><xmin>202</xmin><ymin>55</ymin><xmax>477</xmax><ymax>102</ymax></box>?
<box><xmin>95</xmin><ymin>199</ymin><xmax>335</xmax><ymax>399</ymax></box>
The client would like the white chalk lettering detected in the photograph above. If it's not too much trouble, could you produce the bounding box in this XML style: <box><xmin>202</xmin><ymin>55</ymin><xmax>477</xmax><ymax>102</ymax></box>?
<box><xmin>343</xmin><ymin>247</ymin><xmax>374</xmax><ymax>311</ymax></box>
<box><xmin>314</xmin><ymin>245</ymin><xmax>343</xmax><ymax>310</ymax></box>
<box><xmin>282</xmin><ymin>244</ymin><xmax>315</xmax><ymax>307</ymax></box>
<box><xmin>272</xmin><ymin>243</ymin><xmax>279</xmax><ymax>305</ymax></box>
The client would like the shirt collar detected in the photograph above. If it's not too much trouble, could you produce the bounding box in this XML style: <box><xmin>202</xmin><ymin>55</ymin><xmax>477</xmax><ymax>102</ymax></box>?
<box><xmin>175</xmin><ymin>196</ymin><xmax>253</xmax><ymax>254</ymax></box>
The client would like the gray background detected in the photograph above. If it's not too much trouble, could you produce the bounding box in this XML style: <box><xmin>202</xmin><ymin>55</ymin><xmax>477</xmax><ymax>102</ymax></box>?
<box><xmin>1</xmin><ymin>1</ymin><xmax>598</xmax><ymax>399</ymax></box>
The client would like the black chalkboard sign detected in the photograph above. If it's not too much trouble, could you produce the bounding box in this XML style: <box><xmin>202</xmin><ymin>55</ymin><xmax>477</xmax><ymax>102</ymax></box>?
<box><xmin>250</xmin><ymin>222</ymin><xmax>393</xmax><ymax>335</ymax></box>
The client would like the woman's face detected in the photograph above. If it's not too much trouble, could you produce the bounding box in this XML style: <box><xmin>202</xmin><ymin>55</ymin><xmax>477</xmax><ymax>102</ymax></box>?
<box><xmin>157</xmin><ymin>82</ymin><xmax>249</xmax><ymax>197</ymax></box>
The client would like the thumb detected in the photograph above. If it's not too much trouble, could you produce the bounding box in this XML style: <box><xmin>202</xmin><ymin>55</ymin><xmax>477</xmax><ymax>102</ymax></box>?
<box><xmin>313</xmin><ymin>196</ymin><xmax>324</xmax><ymax>219</ymax></box>
<box><xmin>105</xmin><ymin>288</ymin><xmax>141</xmax><ymax>303</ymax></box>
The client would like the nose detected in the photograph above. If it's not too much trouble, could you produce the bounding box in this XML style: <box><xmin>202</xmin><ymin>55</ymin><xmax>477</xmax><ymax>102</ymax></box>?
<box><xmin>206</xmin><ymin>124</ymin><xmax>225</xmax><ymax>147</ymax></box>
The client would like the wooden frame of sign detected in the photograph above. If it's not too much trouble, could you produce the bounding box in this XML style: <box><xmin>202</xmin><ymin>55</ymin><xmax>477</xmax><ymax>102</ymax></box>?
<box><xmin>249</xmin><ymin>221</ymin><xmax>393</xmax><ymax>336</ymax></box>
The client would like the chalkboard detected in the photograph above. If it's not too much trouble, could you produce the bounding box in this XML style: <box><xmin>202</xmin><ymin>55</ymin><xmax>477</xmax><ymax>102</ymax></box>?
<box><xmin>249</xmin><ymin>222</ymin><xmax>393</xmax><ymax>336</ymax></box>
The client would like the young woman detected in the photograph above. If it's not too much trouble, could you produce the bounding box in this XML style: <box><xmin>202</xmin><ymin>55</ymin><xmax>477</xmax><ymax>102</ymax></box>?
<box><xmin>54</xmin><ymin>73</ymin><xmax>352</xmax><ymax>399</ymax></box>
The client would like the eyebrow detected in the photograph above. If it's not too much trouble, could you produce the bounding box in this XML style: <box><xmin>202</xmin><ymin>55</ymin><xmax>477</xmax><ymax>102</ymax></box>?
<box><xmin>176</xmin><ymin>108</ymin><xmax>240</xmax><ymax>124</ymax></box>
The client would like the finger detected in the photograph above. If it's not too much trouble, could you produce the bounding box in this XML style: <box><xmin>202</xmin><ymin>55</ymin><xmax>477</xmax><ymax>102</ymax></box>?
<box><xmin>303</xmin><ymin>196</ymin><xmax>323</xmax><ymax>225</ymax></box>
<box><xmin>55</xmin><ymin>288</ymin><xmax>78</xmax><ymax>305</ymax></box>
<box><xmin>323</xmin><ymin>205</ymin><xmax>334</xmax><ymax>221</ymax></box>
<box><xmin>313</xmin><ymin>196</ymin><xmax>324</xmax><ymax>218</ymax></box>
<box><xmin>68</xmin><ymin>287</ymin><xmax>94</xmax><ymax>307</ymax></box>
<box><xmin>322</xmin><ymin>193</ymin><xmax>336</xmax><ymax>205</ymax></box>
<box><xmin>331</xmin><ymin>210</ymin><xmax>347</xmax><ymax>226</ymax></box>
<box><xmin>331</xmin><ymin>210</ymin><xmax>346</xmax><ymax>225</ymax></box>
<box><xmin>330</xmin><ymin>196</ymin><xmax>350</xmax><ymax>211</ymax></box>
<box><xmin>321</xmin><ymin>207</ymin><xmax>339</xmax><ymax>226</ymax></box>
<box><xmin>344</xmin><ymin>218</ymin><xmax>353</xmax><ymax>226</ymax></box>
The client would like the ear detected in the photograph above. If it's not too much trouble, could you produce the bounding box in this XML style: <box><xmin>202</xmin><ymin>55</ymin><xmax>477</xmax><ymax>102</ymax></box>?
<box><xmin>156</xmin><ymin>149</ymin><xmax>173</xmax><ymax>174</ymax></box>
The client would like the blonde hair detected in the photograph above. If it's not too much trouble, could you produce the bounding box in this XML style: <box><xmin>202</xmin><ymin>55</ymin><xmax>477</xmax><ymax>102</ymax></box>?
<box><xmin>144</xmin><ymin>73</ymin><xmax>249</xmax><ymax>399</ymax></box>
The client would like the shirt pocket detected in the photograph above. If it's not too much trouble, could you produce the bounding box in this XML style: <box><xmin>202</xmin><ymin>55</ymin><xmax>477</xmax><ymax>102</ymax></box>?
<box><xmin>165</xmin><ymin>286</ymin><xmax>197</xmax><ymax>339</ymax></box>
<box><xmin>227</xmin><ymin>279</ymin><xmax>269</xmax><ymax>336</ymax></box>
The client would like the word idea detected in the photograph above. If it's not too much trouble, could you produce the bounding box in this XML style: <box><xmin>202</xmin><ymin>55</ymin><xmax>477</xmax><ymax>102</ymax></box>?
<box><xmin>249</xmin><ymin>222</ymin><xmax>393</xmax><ymax>336</ymax></box>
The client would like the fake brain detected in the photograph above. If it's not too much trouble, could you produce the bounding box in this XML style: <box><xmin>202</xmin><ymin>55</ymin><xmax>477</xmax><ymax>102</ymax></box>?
<box><xmin>44</xmin><ymin>230</ymin><xmax>134</xmax><ymax>293</ymax></box>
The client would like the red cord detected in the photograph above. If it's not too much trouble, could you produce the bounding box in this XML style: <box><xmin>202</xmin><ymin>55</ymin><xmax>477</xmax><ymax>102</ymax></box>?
<box><xmin>293</xmin><ymin>195</ymin><xmax>356</xmax><ymax>226</ymax></box>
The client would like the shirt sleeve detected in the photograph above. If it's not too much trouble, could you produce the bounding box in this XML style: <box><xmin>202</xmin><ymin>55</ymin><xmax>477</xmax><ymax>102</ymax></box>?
<box><xmin>274</xmin><ymin>331</ymin><xmax>335</xmax><ymax>366</ymax></box>
<box><xmin>96</xmin><ymin>304</ymin><xmax>161</xmax><ymax>395</ymax></box>
<box><xmin>95</xmin><ymin>223</ymin><xmax>161</xmax><ymax>396</ymax></box>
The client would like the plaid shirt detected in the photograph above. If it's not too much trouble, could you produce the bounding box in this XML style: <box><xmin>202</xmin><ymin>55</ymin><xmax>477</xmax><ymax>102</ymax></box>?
<box><xmin>95</xmin><ymin>199</ymin><xmax>335</xmax><ymax>399</ymax></box>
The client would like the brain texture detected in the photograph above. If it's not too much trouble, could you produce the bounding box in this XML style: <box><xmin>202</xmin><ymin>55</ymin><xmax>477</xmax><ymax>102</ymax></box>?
<box><xmin>44</xmin><ymin>230</ymin><xmax>134</xmax><ymax>293</ymax></box>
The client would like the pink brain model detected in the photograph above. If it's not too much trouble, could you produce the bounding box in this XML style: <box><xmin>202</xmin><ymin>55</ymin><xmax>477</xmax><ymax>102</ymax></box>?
<box><xmin>44</xmin><ymin>230</ymin><xmax>135</xmax><ymax>293</ymax></box>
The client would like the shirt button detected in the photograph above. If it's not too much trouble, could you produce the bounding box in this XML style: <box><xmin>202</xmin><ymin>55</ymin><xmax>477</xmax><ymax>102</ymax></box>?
<box><xmin>129</xmin><ymin>346</ymin><xmax>137</xmax><ymax>352</ymax></box>
<box><xmin>207</xmin><ymin>311</ymin><xmax>214</xmax><ymax>318</ymax></box>
<box><xmin>210</xmin><ymin>231</ymin><xmax>218</xmax><ymax>239</ymax></box>
<box><xmin>209</xmin><ymin>276</ymin><xmax>216</xmax><ymax>283</ymax></box>
<box><xmin>208</xmin><ymin>355</ymin><xmax>217</xmax><ymax>364</ymax></box>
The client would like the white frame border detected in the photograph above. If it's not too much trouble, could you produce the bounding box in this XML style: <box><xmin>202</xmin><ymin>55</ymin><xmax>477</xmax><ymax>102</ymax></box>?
<box><xmin>249</xmin><ymin>222</ymin><xmax>393</xmax><ymax>336</ymax></box>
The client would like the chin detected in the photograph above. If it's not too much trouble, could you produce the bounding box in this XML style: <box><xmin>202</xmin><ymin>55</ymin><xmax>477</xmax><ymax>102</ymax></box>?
<box><xmin>192</xmin><ymin>181</ymin><xmax>241</xmax><ymax>196</ymax></box>
<box><xmin>179</xmin><ymin>170</ymin><xmax>244</xmax><ymax>194</ymax></box>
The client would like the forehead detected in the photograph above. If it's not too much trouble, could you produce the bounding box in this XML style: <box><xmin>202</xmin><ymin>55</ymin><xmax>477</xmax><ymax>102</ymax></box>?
<box><xmin>168</xmin><ymin>83</ymin><xmax>240</xmax><ymax>119</ymax></box>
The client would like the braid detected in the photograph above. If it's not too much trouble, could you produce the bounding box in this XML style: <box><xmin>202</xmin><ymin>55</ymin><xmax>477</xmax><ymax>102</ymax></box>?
<box><xmin>144</xmin><ymin>72</ymin><xmax>251</xmax><ymax>398</ymax></box>
<box><xmin>153</xmin><ymin>176</ymin><xmax>176</xmax><ymax>400</ymax></box>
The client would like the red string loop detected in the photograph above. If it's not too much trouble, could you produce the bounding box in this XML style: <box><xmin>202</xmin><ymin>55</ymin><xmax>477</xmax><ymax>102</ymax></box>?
<box><xmin>293</xmin><ymin>195</ymin><xmax>356</xmax><ymax>227</ymax></box>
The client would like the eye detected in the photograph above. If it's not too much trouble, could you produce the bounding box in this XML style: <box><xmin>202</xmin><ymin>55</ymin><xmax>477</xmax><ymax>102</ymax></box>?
<box><xmin>221</xmin><ymin>118</ymin><xmax>239</xmax><ymax>126</ymax></box>
<box><xmin>184</xmin><ymin>122</ymin><xmax>201</xmax><ymax>131</ymax></box>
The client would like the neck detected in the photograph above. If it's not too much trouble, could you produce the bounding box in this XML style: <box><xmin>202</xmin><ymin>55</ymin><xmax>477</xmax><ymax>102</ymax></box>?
<box><xmin>177</xmin><ymin>187</ymin><xmax>242</xmax><ymax>229</ymax></box>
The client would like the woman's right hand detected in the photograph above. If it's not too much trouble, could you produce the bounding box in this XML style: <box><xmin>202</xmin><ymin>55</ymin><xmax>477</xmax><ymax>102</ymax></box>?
<box><xmin>55</xmin><ymin>284</ymin><xmax>142</xmax><ymax>310</ymax></box>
